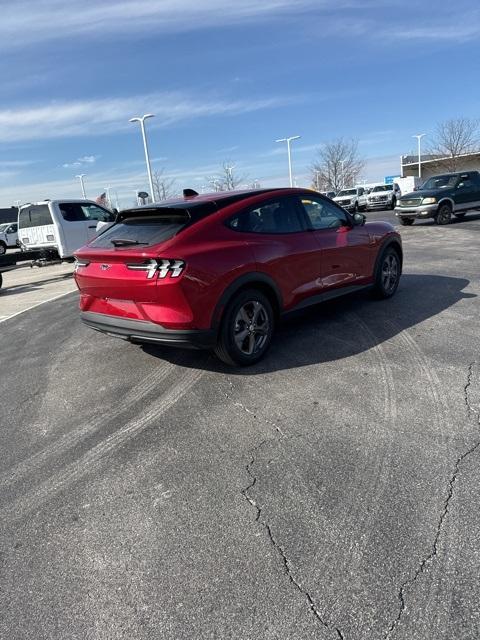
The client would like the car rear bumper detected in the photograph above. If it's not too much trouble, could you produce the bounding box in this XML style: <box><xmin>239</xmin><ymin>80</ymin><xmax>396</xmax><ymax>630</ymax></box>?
<box><xmin>81</xmin><ymin>311</ymin><xmax>216</xmax><ymax>349</ymax></box>
<box><xmin>395</xmin><ymin>204</ymin><xmax>437</xmax><ymax>219</ymax></box>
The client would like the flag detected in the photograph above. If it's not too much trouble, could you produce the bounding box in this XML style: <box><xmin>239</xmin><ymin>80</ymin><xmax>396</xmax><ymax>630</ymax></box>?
<box><xmin>96</xmin><ymin>192</ymin><xmax>108</xmax><ymax>207</ymax></box>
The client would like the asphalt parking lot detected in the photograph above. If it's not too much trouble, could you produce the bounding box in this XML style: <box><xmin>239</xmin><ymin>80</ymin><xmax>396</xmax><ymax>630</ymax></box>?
<box><xmin>1</xmin><ymin>210</ymin><xmax>479</xmax><ymax>639</ymax></box>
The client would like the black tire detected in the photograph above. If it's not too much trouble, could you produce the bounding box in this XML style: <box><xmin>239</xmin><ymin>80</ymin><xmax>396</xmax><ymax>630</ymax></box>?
<box><xmin>390</xmin><ymin>197</ymin><xmax>396</xmax><ymax>210</ymax></box>
<box><xmin>214</xmin><ymin>289</ymin><xmax>274</xmax><ymax>366</ymax></box>
<box><xmin>373</xmin><ymin>247</ymin><xmax>401</xmax><ymax>299</ymax></box>
<box><xmin>399</xmin><ymin>217</ymin><xmax>414</xmax><ymax>226</ymax></box>
<box><xmin>436</xmin><ymin>202</ymin><xmax>452</xmax><ymax>225</ymax></box>
<box><xmin>0</xmin><ymin>241</ymin><xmax>6</xmax><ymax>256</ymax></box>
<box><xmin>353</xmin><ymin>202</ymin><xmax>358</xmax><ymax>213</ymax></box>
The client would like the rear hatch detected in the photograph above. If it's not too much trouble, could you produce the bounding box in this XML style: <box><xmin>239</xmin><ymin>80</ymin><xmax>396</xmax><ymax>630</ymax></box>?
<box><xmin>74</xmin><ymin>208</ymin><xmax>194</xmax><ymax>303</ymax></box>
<box><xmin>18</xmin><ymin>204</ymin><xmax>57</xmax><ymax>248</ymax></box>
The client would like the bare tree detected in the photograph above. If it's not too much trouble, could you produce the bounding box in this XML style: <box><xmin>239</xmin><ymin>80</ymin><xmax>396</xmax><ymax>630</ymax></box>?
<box><xmin>311</xmin><ymin>138</ymin><xmax>365</xmax><ymax>192</ymax></box>
<box><xmin>152</xmin><ymin>169</ymin><xmax>177</xmax><ymax>201</ymax></box>
<box><xmin>429</xmin><ymin>117</ymin><xmax>480</xmax><ymax>171</ymax></box>
<box><xmin>208</xmin><ymin>160</ymin><xmax>246</xmax><ymax>191</ymax></box>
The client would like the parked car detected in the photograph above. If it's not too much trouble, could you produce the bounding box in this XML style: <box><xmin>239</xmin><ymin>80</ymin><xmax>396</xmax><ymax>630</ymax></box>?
<box><xmin>333</xmin><ymin>187</ymin><xmax>367</xmax><ymax>212</ymax></box>
<box><xmin>0</xmin><ymin>222</ymin><xmax>18</xmax><ymax>255</ymax></box>
<box><xmin>366</xmin><ymin>184</ymin><xmax>401</xmax><ymax>211</ymax></box>
<box><xmin>395</xmin><ymin>171</ymin><xmax>480</xmax><ymax>225</ymax></box>
<box><xmin>18</xmin><ymin>200</ymin><xmax>116</xmax><ymax>258</ymax></box>
<box><xmin>74</xmin><ymin>188</ymin><xmax>402</xmax><ymax>366</ymax></box>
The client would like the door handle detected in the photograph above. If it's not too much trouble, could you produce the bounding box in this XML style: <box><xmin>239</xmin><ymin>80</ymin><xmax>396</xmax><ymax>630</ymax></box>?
<box><xmin>88</xmin><ymin>225</ymin><xmax>97</xmax><ymax>229</ymax></box>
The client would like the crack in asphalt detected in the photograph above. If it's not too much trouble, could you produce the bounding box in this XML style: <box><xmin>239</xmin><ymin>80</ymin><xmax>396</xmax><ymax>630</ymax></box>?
<box><xmin>241</xmin><ymin>444</ymin><xmax>344</xmax><ymax>640</ymax></box>
<box><xmin>385</xmin><ymin>362</ymin><xmax>479</xmax><ymax>639</ymax></box>
<box><xmin>225</xmin><ymin>381</ymin><xmax>286</xmax><ymax>437</ymax></box>
<box><xmin>225</xmin><ymin>377</ymin><xmax>345</xmax><ymax>640</ymax></box>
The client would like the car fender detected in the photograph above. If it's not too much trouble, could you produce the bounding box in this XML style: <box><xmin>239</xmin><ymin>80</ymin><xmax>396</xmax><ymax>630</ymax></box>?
<box><xmin>211</xmin><ymin>271</ymin><xmax>283</xmax><ymax>329</ymax></box>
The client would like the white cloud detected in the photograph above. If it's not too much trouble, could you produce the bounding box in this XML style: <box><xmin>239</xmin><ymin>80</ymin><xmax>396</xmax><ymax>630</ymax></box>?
<box><xmin>0</xmin><ymin>0</ymin><xmax>328</xmax><ymax>46</ymax></box>
<box><xmin>0</xmin><ymin>92</ymin><xmax>297</xmax><ymax>143</ymax></box>
<box><xmin>62</xmin><ymin>154</ymin><xmax>100</xmax><ymax>168</ymax></box>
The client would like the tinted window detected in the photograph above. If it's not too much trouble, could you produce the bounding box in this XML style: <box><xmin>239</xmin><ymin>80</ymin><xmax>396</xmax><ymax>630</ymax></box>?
<box><xmin>19</xmin><ymin>205</ymin><xmax>53</xmax><ymax>229</ymax></box>
<box><xmin>457</xmin><ymin>178</ymin><xmax>474</xmax><ymax>189</ymax></box>
<box><xmin>300</xmin><ymin>196</ymin><xmax>349</xmax><ymax>230</ymax></box>
<box><xmin>227</xmin><ymin>198</ymin><xmax>304</xmax><ymax>234</ymax></box>
<box><xmin>59</xmin><ymin>203</ymin><xmax>87</xmax><ymax>222</ymax></box>
<box><xmin>89</xmin><ymin>211</ymin><xmax>190</xmax><ymax>248</ymax></box>
<box><xmin>81</xmin><ymin>204</ymin><xmax>115</xmax><ymax>222</ymax></box>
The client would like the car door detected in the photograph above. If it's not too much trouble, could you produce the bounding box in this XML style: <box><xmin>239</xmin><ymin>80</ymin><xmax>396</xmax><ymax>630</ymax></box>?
<box><xmin>454</xmin><ymin>174</ymin><xmax>479</xmax><ymax>210</ymax></box>
<box><xmin>57</xmin><ymin>202</ymin><xmax>90</xmax><ymax>255</ymax></box>
<box><xmin>227</xmin><ymin>196</ymin><xmax>323</xmax><ymax>309</ymax></box>
<box><xmin>79</xmin><ymin>203</ymin><xmax>116</xmax><ymax>240</ymax></box>
<box><xmin>298</xmin><ymin>195</ymin><xmax>374</xmax><ymax>288</ymax></box>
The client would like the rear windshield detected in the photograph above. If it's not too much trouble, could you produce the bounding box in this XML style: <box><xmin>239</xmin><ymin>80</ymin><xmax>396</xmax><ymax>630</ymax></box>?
<box><xmin>19</xmin><ymin>205</ymin><xmax>53</xmax><ymax>229</ymax></box>
<box><xmin>89</xmin><ymin>211</ymin><xmax>191</xmax><ymax>248</ymax></box>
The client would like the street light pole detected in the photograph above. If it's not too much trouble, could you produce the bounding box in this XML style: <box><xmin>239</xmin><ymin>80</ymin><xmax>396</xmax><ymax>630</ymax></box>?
<box><xmin>413</xmin><ymin>134</ymin><xmax>426</xmax><ymax>179</ymax></box>
<box><xmin>340</xmin><ymin>159</ymin><xmax>346</xmax><ymax>189</ymax></box>
<box><xmin>275</xmin><ymin>135</ymin><xmax>301</xmax><ymax>187</ymax></box>
<box><xmin>129</xmin><ymin>114</ymin><xmax>155</xmax><ymax>202</ymax></box>
<box><xmin>75</xmin><ymin>174</ymin><xmax>86</xmax><ymax>199</ymax></box>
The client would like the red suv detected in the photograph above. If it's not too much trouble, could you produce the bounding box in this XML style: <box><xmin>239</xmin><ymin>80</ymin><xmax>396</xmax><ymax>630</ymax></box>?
<box><xmin>74</xmin><ymin>188</ymin><xmax>402</xmax><ymax>365</ymax></box>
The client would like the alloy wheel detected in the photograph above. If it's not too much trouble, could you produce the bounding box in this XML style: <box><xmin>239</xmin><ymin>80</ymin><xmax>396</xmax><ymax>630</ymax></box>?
<box><xmin>381</xmin><ymin>254</ymin><xmax>399</xmax><ymax>294</ymax></box>
<box><xmin>233</xmin><ymin>300</ymin><xmax>270</xmax><ymax>356</ymax></box>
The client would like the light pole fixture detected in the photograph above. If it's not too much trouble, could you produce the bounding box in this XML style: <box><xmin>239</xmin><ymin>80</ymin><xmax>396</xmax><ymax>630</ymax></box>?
<box><xmin>129</xmin><ymin>114</ymin><xmax>155</xmax><ymax>202</ymax></box>
<box><xmin>413</xmin><ymin>134</ymin><xmax>426</xmax><ymax>179</ymax></box>
<box><xmin>275</xmin><ymin>135</ymin><xmax>301</xmax><ymax>187</ymax></box>
<box><xmin>75</xmin><ymin>174</ymin><xmax>86</xmax><ymax>199</ymax></box>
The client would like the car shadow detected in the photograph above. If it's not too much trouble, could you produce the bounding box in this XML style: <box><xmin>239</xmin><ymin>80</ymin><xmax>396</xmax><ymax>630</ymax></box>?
<box><xmin>141</xmin><ymin>274</ymin><xmax>475</xmax><ymax>375</ymax></box>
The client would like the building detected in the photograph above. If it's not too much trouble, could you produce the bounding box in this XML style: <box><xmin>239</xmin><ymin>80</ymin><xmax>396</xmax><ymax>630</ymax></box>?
<box><xmin>401</xmin><ymin>151</ymin><xmax>480</xmax><ymax>179</ymax></box>
<box><xmin>0</xmin><ymin>207</ymin><xmax>18</xmax><ymax>224</ymax></box>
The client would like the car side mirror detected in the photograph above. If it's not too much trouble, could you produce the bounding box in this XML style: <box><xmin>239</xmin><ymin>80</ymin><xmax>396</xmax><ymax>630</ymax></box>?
<box><xmin>353</xmin><ymin>212</ymin><xmax>366</xmax><ymax>226</ymax></box>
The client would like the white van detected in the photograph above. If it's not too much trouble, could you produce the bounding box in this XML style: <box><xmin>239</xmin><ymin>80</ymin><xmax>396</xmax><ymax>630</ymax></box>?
<box><xmin>18</xmin><ymin>200</ymin><xmax>116</xmax><ymax>258</ymax></box>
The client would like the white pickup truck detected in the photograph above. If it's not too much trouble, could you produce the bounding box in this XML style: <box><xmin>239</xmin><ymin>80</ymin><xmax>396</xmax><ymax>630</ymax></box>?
<box><xmin>18</xmin><ymin>200</ymin><xmax>116</xmax><ymax>259</ymax></box>
<box><xmin>0</xmin><ymin>222</ymin><xmax>18</xmax><ymax>255</ymax></box>
<box><xmin>333</xmin><ymin>187</ymin><xmax>367</xmax><ymax>212</ymax></box>
<box><xmin>366</xmin><ymin>184</ymin><xmax>401</xmax><ymax>211</ymax></box>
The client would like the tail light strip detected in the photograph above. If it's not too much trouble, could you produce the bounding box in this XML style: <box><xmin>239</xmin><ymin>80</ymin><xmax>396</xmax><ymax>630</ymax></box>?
<box><xmin>126</xmin><ymin>259</ymin><xmax>185</xmax><ymax>279</ymax></box>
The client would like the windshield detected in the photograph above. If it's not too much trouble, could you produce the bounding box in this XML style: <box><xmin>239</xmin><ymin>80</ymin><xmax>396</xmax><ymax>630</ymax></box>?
<box><xmin>372</xmin><ymin>185</ymin><xmax>392</xmax><ymax>192</ymax></box>
<box><xmin>336</xmin><ymin>189</ymin><xmax>357</xmax><ymax>196</ymax></box>
<box><xmin>421</xmin><ymin>175</ymin><xmax>459</xmax><ymax>190</ymax></box>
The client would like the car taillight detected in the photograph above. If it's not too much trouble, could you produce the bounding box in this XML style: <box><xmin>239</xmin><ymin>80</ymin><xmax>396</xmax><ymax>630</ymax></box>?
<box><xmin>74</xmin><ymin>259</ymin><xmax>90</xmax><ymax>271</ymax></box>
<box><xmin>126</xmin><ymin>259</ymin><xmax>185</xmax><ymax>280</ymax></box>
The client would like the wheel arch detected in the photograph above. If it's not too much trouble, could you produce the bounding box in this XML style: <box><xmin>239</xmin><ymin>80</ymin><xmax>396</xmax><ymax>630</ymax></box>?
<box><xmin>373</xmin><ymin>237</ymin><xmax>403</xmax><ymax>278</ymax></box>
<box><xmin>437</xmin><ymin>197</ymin><xmax>455</xmax><ymax>211</ymax></box>
<box><xmin>212</xmin><ymin>272</ymin><xmax>283</xmax><ymax>329</ymax></box>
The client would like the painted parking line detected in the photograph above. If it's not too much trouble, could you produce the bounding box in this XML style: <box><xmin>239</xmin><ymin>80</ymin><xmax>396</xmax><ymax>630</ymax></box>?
<box><xmin>0</xmin><ymin>289</ymin><xmax>76</xmax><ymax>323</ymax></box>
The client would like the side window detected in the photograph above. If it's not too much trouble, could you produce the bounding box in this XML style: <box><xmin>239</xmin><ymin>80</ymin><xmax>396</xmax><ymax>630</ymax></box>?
<box><xmin>300</xmin><ymin>196</ymin><xmax>349</xmax><ymax>230</ymax></box>
<box><xmin>227</xmin><ymin>198</ymin><xmax>304</xmax><ymax>234</ymax></box>
<box><xmin>457</xmin><ymin>178</ymin><xmax>473</xmax><ymax>189</ymax></box>
<box><xmin>81</xmin><ymin>204</ymin><xmax>115</xmax><ymax>222</ymax></box>
<box><xmin>59</xmin><ymin>203</ymin><xmax>87</xmax><ymax>222</ymax></box>
<box><xmin>18</xmin><ymin>205</ymin><xmax>53</xmax><ymax>229</ymax></box>
<box><xmin>358</xmin><ymin>188</ymin><xmax>364</xmax><ymax>196</ymax></box>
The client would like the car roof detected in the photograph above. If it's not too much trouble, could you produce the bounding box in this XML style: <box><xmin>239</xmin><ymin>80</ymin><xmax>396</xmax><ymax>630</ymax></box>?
<box><xmin>121</xmin><ymin>187</ymin><xmax>318</xmax><ymax>214</ymax></box>
<box><xmin>20</xmin><ymin>199</ymin><xmax>105</xmax><ymax>208</ymax></box>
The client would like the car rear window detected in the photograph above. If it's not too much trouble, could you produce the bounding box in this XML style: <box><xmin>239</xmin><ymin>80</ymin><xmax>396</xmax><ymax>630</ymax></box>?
<box><xmin>89</xmin><ymin>211</ymin><xmax>192</xmax><ymax>248</ymax></box>
<box><xmin>19</xmin><ymin>205</ymin><xmax>53</xmax><ymax>229</ymax></box>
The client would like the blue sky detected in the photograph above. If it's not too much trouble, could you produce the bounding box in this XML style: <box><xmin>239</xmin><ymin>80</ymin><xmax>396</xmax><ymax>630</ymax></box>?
<box><xmin>0</xmin><ymin>0</ymin><xmax>479</xmax><ymax>207</ymax></box>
